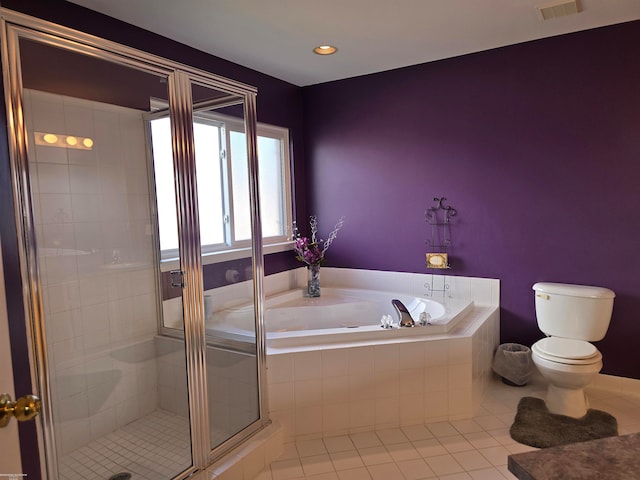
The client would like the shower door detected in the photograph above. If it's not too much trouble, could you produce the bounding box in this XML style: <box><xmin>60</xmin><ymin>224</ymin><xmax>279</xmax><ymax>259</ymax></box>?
<box><xmin>149</xmin><ymin>78</ymin><xmax>265</xmax><ymax>454</ymax></box>
<box><xmin>1</xmin><ymin>11</ymin><xmax>265</xmax><ymax>480</ymax></box>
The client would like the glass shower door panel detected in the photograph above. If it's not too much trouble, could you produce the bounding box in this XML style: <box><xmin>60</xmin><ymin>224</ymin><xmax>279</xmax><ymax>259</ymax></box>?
<box><xmin>18</xmin><ymin>38</ymin><xmax>193</xmax><ymax>479</ymax></box>
<box><xmin>189</xmin><ymin>82</ymin><xmax>261</xmax><ymax>450</ymax></box>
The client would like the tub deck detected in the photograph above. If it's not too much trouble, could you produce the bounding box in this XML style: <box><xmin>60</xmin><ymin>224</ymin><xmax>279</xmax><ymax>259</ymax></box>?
<box><xmin>206</xmin><ymin>287</ymin><xmax>474</xmax><ymax>350</ymax></box>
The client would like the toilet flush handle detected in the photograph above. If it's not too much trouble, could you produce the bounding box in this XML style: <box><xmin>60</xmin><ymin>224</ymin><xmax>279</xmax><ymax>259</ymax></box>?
<box><xmin>536</xmin><ymin>293</ymin><xmax>550</xmax><ymax>300</ymax></box>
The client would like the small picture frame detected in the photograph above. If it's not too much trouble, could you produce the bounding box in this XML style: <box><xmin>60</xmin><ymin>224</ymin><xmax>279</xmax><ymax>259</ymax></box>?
<box><xmin>426</xmin><ymin>253</ymin><xmax>449</xmax><ymax>269</ymax></box>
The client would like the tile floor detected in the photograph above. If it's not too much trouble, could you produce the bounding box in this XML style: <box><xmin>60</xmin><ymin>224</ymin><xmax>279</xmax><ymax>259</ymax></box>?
<box><xmin>256</xmin><ymin>374</ymin><xmax>640</xmax><ymax>480</ymax></box>
<box><xmin>59</xmin><ymin>410</ymin><xmax>192</xmax><ymax>480</ymax></box>
<box><xmin>58</xmin><ymin>408</ymin><xmax>232</xmax><ymax>480</ymax></box>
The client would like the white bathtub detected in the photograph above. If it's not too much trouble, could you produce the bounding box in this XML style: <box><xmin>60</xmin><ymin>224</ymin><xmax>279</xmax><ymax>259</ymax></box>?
<box><xmin>206</xmin><ymin>287</ymin><xmax>473</xmax><ymax>349</ymax></box>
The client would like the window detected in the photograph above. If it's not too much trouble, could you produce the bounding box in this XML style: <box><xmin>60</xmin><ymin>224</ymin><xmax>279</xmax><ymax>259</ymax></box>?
<box><xmin>150</xmin><ymin>111</ymin><xmax>292</xmax><ymax>262</ymax></box>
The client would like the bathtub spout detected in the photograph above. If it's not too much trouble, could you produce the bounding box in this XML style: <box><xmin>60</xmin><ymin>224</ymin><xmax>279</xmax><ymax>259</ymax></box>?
<box><xmin>392</xmin><ymin>299</ymin><xmax>415</xmax><ymax>327</ymax></box>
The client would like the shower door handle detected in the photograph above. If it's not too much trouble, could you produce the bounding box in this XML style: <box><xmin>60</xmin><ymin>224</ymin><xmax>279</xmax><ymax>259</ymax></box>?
<box><xmin>0</xmin><ymin>393</ymin><xmax>41</xmax><ymax>427</ymax></box>
<box><xmin>170</xmin><ymin>270</ymin><xmax>184</xmax><ymax>288</ymax></box>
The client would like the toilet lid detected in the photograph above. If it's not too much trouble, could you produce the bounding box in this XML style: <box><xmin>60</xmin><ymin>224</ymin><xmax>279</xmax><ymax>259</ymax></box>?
<box><xmin>533</xmin><ymin>337</ymin><xmax>599</xmax><ymax>361</ymax></box>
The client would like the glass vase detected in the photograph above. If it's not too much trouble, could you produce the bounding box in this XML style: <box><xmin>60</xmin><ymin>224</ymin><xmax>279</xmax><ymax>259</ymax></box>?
<box><xmin>307</xmin><ymin>264</ymin><xmax>321</xmax><ymax>297</ymax></box>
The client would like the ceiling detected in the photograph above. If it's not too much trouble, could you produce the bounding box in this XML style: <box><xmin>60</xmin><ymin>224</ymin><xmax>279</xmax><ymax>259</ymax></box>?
<box><xmin>67</xmin><ymin>0</ymin><xmax>640</xmax><ymax>86</ymax></box>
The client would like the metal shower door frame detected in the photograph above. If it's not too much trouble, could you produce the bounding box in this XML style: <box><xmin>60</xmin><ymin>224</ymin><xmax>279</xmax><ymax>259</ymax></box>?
<box><xmin>0</xmin><ymin>8</ymin><xmax>268</xmax><ymax>479</ymax></box>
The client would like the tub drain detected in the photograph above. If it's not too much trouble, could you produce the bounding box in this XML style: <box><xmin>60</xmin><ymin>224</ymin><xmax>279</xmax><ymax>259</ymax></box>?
<box><xmin>109</xmin><ymin>473</ymin><xmax>132</xmax><ymax>480</ymax></box>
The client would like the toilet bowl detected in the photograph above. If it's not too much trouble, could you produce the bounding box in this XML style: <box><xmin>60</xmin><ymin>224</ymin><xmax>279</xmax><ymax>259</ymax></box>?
<box><xmin>532</xmin><ymin>282</ymin><xmax>615</xmax><ymax>418</ymax></box>
<box><xmin>531</xmin><ymin>337</ymin><xmax>602</xmax><ymax>417</ymax></box>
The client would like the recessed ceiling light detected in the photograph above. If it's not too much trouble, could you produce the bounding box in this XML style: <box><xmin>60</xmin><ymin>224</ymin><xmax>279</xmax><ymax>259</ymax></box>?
<box><xmin>313</xmin><ymin>45</ymin><xmax>337</xmax><ymax>55</ymax></box>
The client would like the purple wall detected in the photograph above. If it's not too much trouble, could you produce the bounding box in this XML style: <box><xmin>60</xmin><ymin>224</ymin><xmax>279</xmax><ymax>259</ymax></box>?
<box><xmin>3</xmin><ymin>3</ymin><xmax>639</xmax><ymax>380</ymax></box>
<box><xmin>302</xmin><ymin>21</ymin><xmax>640</xmax><ymax>379</ymax></box>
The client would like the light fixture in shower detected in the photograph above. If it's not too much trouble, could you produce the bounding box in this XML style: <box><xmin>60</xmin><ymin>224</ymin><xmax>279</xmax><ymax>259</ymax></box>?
<box><xmin>34</xmin><ymin>131</ymin><xmax>94</xmax><ymax>150</ymax></box>
<box><xmin>313</xmin><ymin>45</ymin><xmax>338</xmax><ymax>55</ymax></box>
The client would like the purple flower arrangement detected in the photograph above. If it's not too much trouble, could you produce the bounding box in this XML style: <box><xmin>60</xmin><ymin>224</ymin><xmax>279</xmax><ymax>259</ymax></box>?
<box><xmin>293</xmin><ymin>215</ymin><xmax>344</xmax><ymax>266</ymax></box>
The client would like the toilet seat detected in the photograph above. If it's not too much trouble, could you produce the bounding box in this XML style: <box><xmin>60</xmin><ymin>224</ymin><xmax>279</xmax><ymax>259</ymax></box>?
<box><xmin>532</xmin><ymin>337</ymin><xmax>601</xmax><ymax>365</ymax></box>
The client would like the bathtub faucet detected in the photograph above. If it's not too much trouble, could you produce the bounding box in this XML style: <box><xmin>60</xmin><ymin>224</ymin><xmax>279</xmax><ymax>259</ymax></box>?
<box><xmin>392</xmin><ymin>299</ymin><xmax>415</xmax><ymax>327</ymax></box>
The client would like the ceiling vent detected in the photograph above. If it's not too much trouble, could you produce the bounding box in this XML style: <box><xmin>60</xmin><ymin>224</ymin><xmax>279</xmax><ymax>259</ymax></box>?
<box><xmin>536</xmin><ymin>0</ymin><xmax>580</xmax><ymax>20</ymax></box>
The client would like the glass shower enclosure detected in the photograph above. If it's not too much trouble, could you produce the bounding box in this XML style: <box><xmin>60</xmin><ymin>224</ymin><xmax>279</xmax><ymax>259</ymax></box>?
<box><xmin>1</xmin><ymin>9</ymin><xmax>266</xmax><ymax>480</ymax></box>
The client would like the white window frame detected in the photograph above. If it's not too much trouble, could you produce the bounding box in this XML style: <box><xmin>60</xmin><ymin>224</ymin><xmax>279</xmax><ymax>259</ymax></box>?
<box><xmin>150</xmin><ymin>109</ymin><xmax>293</xmax><ymax>271</ymax></box>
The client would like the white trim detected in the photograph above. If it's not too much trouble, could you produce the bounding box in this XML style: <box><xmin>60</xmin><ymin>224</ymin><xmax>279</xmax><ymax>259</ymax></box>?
<box><xmin>160</xmin><ymin>240</ymin><xmax>293</xmax><ymax>272</ymax></box>
<box><xmin>151</xmin><ymin>110</ymin><xmax>293</xmax><ymax>262</ymax></box>
<box><xmin>0</xmin><ymin>239</ymin><xmax>23</xmax><ymax>475</ymax></box>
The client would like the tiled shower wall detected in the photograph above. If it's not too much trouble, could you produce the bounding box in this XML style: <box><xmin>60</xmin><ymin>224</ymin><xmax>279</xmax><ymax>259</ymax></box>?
<box><xmin>23</xmin><ymin>90</ymin><xmax>159</xmax><ymax>455</ymax></box>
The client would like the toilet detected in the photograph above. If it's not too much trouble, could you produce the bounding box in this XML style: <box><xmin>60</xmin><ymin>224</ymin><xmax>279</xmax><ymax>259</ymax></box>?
<box><xmin>531</xmin><ymin>282</ymin><xmax>615</xmax><ymax>418</ymax></box>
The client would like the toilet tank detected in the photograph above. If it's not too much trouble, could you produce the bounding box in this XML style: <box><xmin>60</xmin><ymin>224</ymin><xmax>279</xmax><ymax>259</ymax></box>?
<box><xmin>533</xmin><ymin>282</ymin><xmax>615</xmax><ymax>341</ymax></box>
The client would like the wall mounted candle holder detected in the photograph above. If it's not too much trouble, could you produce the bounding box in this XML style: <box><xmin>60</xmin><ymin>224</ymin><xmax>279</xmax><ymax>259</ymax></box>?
<box><xmin>425</xmin><ymin>197</ymin><xmax>457</xmax><ymax>270</ymax></box>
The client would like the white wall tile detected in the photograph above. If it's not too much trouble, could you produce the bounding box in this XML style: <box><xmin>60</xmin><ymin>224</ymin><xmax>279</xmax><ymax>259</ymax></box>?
<box><xmin>81</xmin><ymin>302</ymin><xmax>110</xmax><ymax>336</ymax></box>
<box><xmin>30</xmin><ymin>95</ymin><xmax>66</xmax><ymax>134</ymax></box>
<box><xmin>83</xmin><ymin>326</ymin><xmax>111</xmax><ymax>352</ymax></box>
<box><xmin>294</xmin><ymin>379</ymin><xmax>322</xmax><ymax>408</ymax></box>
<box><xmin>399</xmin><ymin>369</ymin><xmax>424</xmax><ymax>397</ymax></box>
<box><xmin>348</xmin><ymin>347</ymin><xmax>374</xmax><ymax>376</ymax></box>
<box><xmin>449</xmin><ymin>364</ymin><xmax>472</xmax><ymax>390</ymax></box>
<box><xmin>322</xmin><ymin>375</ymin><xmax>349</xmax><ymax>405</ymax></box>
<box><xmin>321</xmin><ymin>348</ymin><xmax>347</xmax><ymax>376</ymax></box>
<box><xmin>46</xmin><ymin>282</ymin><xmax>73</xmax><ymax>313</ymax></box>
<box><xmin>399</xmin><ymin>394</ymin><xmax>425</xmax><ymax>426</ymax></box>
<box><xmin>57</xmin><ymin>391</ymin><xmax>89</xmax><ymax>423</ymax></box>
<box><xmin>39</xmin><ymin>194</ymin><xmax>73</xmax><ymax>224</ymax></box>
<box><xmin>425</xmin><ymin>366</ymin><xmax>449</xmax><ymax>393</ymax></box>
<box><xmin>52</xmin><ymin>336</ymin><xmax>85</xmax><ymax>368</ymax></box>
<box><xmin>373</xmin><ymin>344</ymin><xmax>399</xmax><ymax>373</ymax></box>
<box><xmin>37</xmin><ymin>163</ymin><xmax>70</xmax><ymax>193</ymax></box>
<box><xmin>349</xmin><ymin>399</ymin><xmax>375</xmax><ymax>430</ymax></box>
<box><xmin>71</xmin><ymin>194</ymin><xmax>101</xmax><ymax>223</ymax></box>
<box><xmin>470</xmin><ymin>278</ymin><xmax>494</xmax><ymax>306</ymax></box>
<box><xmin>322</xmin><ymin>403</ymin><xmax>349</xmax><ymax>436</ymax></box>
<box><xmin>398</xmin><ymin>342</ymin><xmax>425</xmax><ymax>369</ymax></box>
<box><xmin>57</xmin><ymin>418</ymin><xmax>91</xmax><ymax>456</ymax></box>
<box><xmin>269</xmin><ymin>382</ymin><xmax>294</xmax><ymax>411</ymax></box>
<box><xmin>115</xmin><ymin>397</ymin><xmax>139</xmax><ymax>428</ymax></box>
<box><xmin>267</xmin><ymin>354</ymin><xmax>293</xmax><ymax>384</ymax></box>
<box><xmin>295</xmin><ymin>406</ymin><xmax>323</xmax><ymax>437</ymax></box>
<box><xmin>374</xmin><ymin>371</ymin><xmax>399</xmax><ymax>399</ymax></box>
<box><xmin>425</xmin><ymin>340</ymin><xmax>449</xmax><ymax>367</ymax></box>
<box><xmin>89</xmin><ymin>407</ymin><xmax>116</xmax><ymax>440</ymax></box>
<box><xmin>43</xmin><ymin>253</ymin><xmax>78</xmax><ymax>287</ymax></box>
<box><xmin>449</xmin><ymin>338</ymin><xmax>472</xmax><ymax>365</ymax></box>
<box><xmin>63</xmin><ymin>103</ymin><xmax>94</xmax><ymax>137</ymax></box>
<box><xmin>348</xmin><ymin>373</ymin><xmax>374</xmax><ymax>402</ymax></box>
<box><xmin>87</xmin><ymin>380</ymin><xmax>116</xmax><ymax>414</ymax></box>
<box><xmin>69</xmin><ymin>164</ymin><xmax>99</xmax><ymax>194</ymax></box>
<box><xmin>78</xmin><ymin>274</ymin><xmax>109</xmax><ymax>306</ymax></box>
<box><xmin>293</xmin><ymin>351</ymin><xmax>322</xmax><ymax>380</ymax></box>
<box><xmin>375</xmin><ymin>396</ymin><xmax>400</xmax><ymax>427</ymax></box>
<box><xmin>424</xmin><ymin>390</ymin><xmax>449</xmax><ymax>421</ymax></box>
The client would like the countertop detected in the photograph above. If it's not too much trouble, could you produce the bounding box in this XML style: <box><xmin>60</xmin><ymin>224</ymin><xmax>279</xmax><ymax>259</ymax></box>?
<box><xmin>508</xmin><ymin>432</ymin><xmax>640</xmax><ymax>479</ymax></box>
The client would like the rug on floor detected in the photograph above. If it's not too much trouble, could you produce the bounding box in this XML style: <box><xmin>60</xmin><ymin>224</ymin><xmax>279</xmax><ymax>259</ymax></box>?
<box><xmin>510</xmin><ymin>396</ymin><xmax>618</xmax><ymax>448</ymax></box>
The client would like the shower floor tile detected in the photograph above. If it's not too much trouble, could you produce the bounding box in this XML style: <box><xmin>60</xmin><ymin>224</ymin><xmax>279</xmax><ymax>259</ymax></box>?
<box><xmin>59</xmin><ymin>409</ymin><xmax>191</xmax><ymax>480</ymax></box>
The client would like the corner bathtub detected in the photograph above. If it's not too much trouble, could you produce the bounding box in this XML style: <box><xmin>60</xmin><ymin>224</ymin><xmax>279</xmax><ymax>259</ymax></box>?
<box><xmin>206</xmin><ymin>287</ymin><xmax>473</xmax><ymax>349</ymax></box>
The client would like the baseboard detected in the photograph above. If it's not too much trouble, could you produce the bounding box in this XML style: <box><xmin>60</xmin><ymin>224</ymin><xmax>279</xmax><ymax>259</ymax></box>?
<box><xmin>592</xmin><ymin>373</ymin><xmax>640</xmax><ymax>396</ymax></box>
